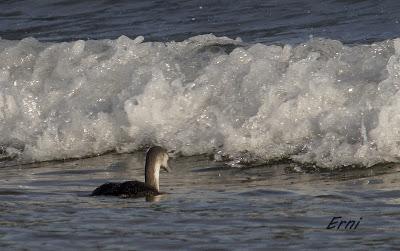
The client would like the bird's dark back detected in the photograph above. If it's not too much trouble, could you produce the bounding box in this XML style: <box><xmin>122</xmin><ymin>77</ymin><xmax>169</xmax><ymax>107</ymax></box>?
<box><xmin>91</xmin><ymin>181</ymin><xmax>159</xmax><ymax>197</ymax></box>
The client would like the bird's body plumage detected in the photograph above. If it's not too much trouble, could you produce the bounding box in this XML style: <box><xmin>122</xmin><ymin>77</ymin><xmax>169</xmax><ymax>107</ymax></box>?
<box><xmin>91</xmin><ymin>146</ymin><xmax>170</xmax><ymax>198</ymax></box>
<box><xmin>91</xmin><ymin>181</ymin><xmax>160</xmax><ymax>198</ymax></box>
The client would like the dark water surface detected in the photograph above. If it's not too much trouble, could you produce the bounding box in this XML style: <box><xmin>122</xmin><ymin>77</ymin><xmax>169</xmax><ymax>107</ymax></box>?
<box><xmin>1</xmin><ymin>0</ymin><xmax>400</xmax><ymax>44</ymax></box>
<box><xmin>1</xmin><ymin>153</ymin><xmax>400</xmax><ymax>250</ymax></box>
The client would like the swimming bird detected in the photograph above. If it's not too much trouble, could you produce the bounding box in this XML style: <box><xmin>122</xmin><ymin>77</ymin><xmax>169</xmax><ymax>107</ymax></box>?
<box><xmin>91</xmin><ymin>146</ymin><xmax>171</xmax><ymax>198</ymax></box>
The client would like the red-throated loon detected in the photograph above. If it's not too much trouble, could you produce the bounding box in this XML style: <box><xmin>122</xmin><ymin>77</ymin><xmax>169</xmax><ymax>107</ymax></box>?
<box><xmin>91</xmin><ymin>146</ymin><xmax>171</xmax><ymax>198</ymax></box>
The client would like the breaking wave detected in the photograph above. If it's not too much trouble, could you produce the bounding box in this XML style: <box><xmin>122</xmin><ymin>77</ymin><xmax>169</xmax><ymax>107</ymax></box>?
<box><xmin>1</xmin><ymin>34</ymin><xmax>400</xmax><ymax>168</ymax></box>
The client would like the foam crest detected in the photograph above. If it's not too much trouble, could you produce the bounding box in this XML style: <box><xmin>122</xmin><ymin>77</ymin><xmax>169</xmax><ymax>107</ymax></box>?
<box><xmin>0</xmin><ymin>34</ymin><xmax>398</xmax><ymax>167</ymax></box>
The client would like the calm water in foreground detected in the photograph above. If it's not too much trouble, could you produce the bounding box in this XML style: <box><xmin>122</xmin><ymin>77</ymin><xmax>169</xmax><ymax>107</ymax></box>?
<box><xmin>0</xmin><ymin>152</ymin><xmax>399</xmax><ymax>250</ymax></box>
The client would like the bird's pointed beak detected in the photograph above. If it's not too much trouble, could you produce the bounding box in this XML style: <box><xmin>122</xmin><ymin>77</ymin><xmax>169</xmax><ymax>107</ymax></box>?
<box><xmin>162</xmin><ymin>164</ymin><xmax>171</xmax><ymax>173</ymax></box>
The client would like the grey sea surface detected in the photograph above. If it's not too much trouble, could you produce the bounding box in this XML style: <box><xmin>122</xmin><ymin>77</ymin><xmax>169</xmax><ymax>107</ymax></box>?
<box><xmin>0</xmin><ymin>152</ymin><xmax>399</xmax><ymax>250</ymax></box>
<box><xmin>1</xmin><ymin>0</ymin><xmax>400</xmax><ymax>44</ymax></box>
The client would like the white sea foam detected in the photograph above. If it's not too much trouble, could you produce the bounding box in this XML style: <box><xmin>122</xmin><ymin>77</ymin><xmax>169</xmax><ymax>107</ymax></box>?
<box><xmin>0</xmin><ymin>34</ymin><xmax>399</xmax><ymax>167</ymax></box>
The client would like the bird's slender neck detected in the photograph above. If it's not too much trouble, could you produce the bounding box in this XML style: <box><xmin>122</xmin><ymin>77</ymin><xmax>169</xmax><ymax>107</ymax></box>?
<box><xmin>145</xmin><ymin>157</ymin><xmax>160</xmax><ymax>192</ymax></box>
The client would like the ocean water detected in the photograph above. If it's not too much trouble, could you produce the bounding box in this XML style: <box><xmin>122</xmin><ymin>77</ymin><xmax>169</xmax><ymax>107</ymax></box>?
<box><xmin>1</xmin><ymin>0</ymin><xmax>400</xmax><ymax>250</ymax></box>
<box><xmin>1</xmin><ymin>152</ymin><xmax>400</xmax><ymax>250</ymax></box>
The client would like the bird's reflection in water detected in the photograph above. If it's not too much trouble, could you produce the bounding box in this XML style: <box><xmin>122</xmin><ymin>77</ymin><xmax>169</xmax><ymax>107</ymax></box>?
<box><xmin>146</xmin><ymin>194</ymin><xmax>165</xmax><ymax>202</ymax></box>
